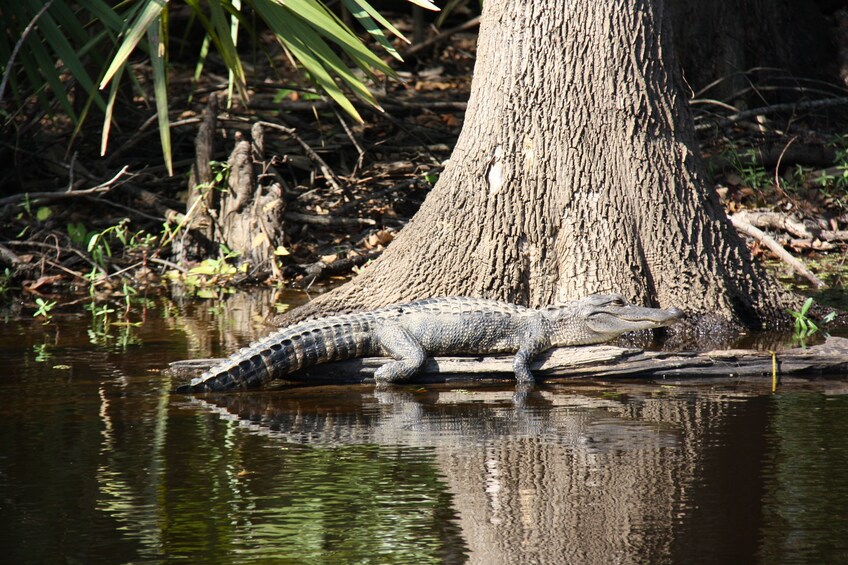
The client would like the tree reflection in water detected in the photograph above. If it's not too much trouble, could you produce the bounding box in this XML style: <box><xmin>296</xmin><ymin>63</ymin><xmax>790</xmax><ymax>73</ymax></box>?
<box><xmin>194</xmin><ymin>384</ymin><xmax>773</xmax><ymax>564</ymax></box>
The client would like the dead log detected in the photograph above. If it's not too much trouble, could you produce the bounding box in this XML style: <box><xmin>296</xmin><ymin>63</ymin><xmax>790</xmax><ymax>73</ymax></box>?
<box><xmin>167</xmin><ymin>336</ymin><xmax>848</xmax><ymax>386</ymax></box>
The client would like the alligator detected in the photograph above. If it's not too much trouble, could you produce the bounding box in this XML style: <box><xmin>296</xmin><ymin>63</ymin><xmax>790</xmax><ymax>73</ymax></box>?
<box><xmin>173</xmin><ymin>294</ymin><xmax>684</xmax><ymax>393</ymax></box>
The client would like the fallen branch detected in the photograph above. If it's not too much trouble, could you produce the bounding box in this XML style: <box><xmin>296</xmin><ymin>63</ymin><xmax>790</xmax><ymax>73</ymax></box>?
<box><xmin>732</xmin><ymin>210</ymin><xmax>815</xmax><ymax>239</ymax></box>
<box><xmin>697</xmin><ymin>96</ymin><xmax>848</xmax><ymax>131</ymax></box>
<box><xmin>729</xmin><ymin>213</ymin><xmax>825</xmax><ymax>288</ymax></box>
<box><xmin>403</xmin><ymin>16</ymin><xmax>481</xmax><ymax>57</ymax></box>
<box><xmin>257</xmin><ymin>121</ymin><xmax>344</xmax><ymax>192</ymax></box>
<box><xmin>167</xmin><ymin>337</ymin><xmax>848</xmax><ymax>384</ymax></box>
<box><xmin>298</xmin><ymin>250</ymin><xmax>382</xmax><ymax>288</ymax></box>
<box><xmin>0</xmin><ymin>243</ymin><xmax>21</xmax><ymax>266</ymax></box>
<box><xmin>0</xmin><ymin>166</ymin><xmax>130</xmax><ymax>208</ymax></box>
<box><xmin>284</xmin><ymin>211</ymin><xmax>376</xmax><ymax>227</ymax></box>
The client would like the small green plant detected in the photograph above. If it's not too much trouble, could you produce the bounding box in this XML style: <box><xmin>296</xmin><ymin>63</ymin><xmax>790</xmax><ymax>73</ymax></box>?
<box><xmin>33</xmin><ymin>298</ymin><xmax>57</xmax><ymax>323</ymax></box>
<box><xmin>186</xmin><ymin>245</ymin><xmax>246</xmax><ymax>280</ymax></box>
<box><xmin>789</xmin><ymin>297</ymin><xmax>836</xmax><ymax>340</ymax></box>
<box><xmin>738</xmin><ymin>158</ymin><xmax>770</xmax><ymax>190</ymax></box>
<box><xmin>0</xmin><ymin>268</ymin><xmax>14</xmax><ymax>295</ymax></box>
<box><xmin>67</xmin><ymin>222</ymin><xmax>90</xmax><ymax>247</ymax></box>
<box><xmin>86</xmin><ymin>219</ymin><xmax>131</xmax><ymax>268</ymax></box>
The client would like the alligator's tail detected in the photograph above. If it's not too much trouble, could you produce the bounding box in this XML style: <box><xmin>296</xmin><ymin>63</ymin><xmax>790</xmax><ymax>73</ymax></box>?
<box><xmin>173</xmin><ymin>317</ymin><xmax>373</xmax><ymax>393</ymax></box>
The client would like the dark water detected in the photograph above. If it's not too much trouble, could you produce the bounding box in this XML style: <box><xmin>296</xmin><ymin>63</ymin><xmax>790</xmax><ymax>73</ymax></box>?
<box><xmin>1</xmin><ymin>293</ymin><xmax>848</xmax><ymax>564</ymax></box>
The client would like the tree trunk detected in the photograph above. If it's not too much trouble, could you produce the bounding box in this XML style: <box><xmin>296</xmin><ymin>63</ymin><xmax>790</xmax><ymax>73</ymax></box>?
<box><xmin>284</xmin><ymin>0</ymin><xmax>788</xmax><ymax>329</ymax></box>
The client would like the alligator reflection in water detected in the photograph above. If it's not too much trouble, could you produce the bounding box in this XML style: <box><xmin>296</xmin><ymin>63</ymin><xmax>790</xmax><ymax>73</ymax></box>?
<box><xmin>192</xmin><ymin>384</ymin><xmax>753</xmax><ymax>564</ymax></box>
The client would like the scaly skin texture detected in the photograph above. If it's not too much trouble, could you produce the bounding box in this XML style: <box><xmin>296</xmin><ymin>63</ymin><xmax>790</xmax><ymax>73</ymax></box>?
<box><xmin>173</xmin><ymin>294</ymin><xmax>684</xmax><ymax>393</ymax></box>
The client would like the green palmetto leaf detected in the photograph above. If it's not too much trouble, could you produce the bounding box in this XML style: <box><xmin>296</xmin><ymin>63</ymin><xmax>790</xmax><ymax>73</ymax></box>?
<box><xmin>147</xmin><ymin>17</ymin><xmax>173</xmax><ymax>176</ymax></box>
<box><xmin>100</xmin><ymin>62</ymin><xmax>125</xmax><ymax>156</ymax></box>
<box><xmin>99</xmin><ymin>0</ymin><xmax>167</xmax><ymax>89</ymax></box>
<box><xmin>22</xmin><ymin>26</ymin><xmax>78</xmax><ymax>120</ymax></box>
<box><xmin>262</xmin><ymin>8</ymin><xmax>363</xmax><ymax>120</ymax></box>
<box><xmin>6</xmin><ymin>0</ymin><xmax>440</xmax><ymax>171</ymax></box>
<box><xmin>3</xmin><ymin>1</ymin><xmax>69</xmax><ymax>117</ymax></box>
<box><xmin>405</xmin><ymin>0</ymin><xmax>439</xmax><ymax>10</ymax></box>
<box><xmin>286</xmin><ymin>15</ymin><xmax>377</xmax><ymax>103</ymax></box>
<box><xmin>264</xmin><ymin>0</ymin><xmax>394</xmax><ymax>77</ymax></box>
<box><xmin>341</xmin><ymin>0</ymin><xmax>406</xmax><ymax>61</ymax></box>
<box><xmin>205</xmin><ymin>0</ymin><xmax>248</xmax><ymax>103</ymax></box>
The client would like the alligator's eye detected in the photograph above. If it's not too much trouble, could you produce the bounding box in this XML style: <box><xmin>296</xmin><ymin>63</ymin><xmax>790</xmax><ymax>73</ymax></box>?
<box><xmin>610</xmin><ymin>297</ymin><xmax>626</xmax><ymax>306</ymax></box>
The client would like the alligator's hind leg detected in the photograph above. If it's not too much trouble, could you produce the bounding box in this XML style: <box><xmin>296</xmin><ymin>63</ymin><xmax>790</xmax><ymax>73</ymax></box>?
<box><xmin>372</xmin><ymin>324</ymin><xmax>426</xmax><ymax>384</ymax></box>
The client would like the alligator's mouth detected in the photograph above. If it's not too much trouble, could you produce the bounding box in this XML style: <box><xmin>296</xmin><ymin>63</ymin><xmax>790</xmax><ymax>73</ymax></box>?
<box><xmin>587</xmin><ymin>306</ymin><xmax>684</xmax><ymax>334</ymax></box>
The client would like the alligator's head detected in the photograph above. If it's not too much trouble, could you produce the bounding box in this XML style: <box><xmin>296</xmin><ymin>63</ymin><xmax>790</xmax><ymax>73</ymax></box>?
<box><xmin>544</xmin><ymin>294</ymin><xmax>684</xmax><ymax>347</ymax></box>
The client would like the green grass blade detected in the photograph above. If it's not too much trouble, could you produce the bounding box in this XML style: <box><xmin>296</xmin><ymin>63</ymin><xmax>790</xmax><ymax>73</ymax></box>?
<box><xmin>147</xmin><ymin>18</ymin><xmax>173</xmax><ymax>175</ymax></box>
<box><xmin>100</xmin><ymin>62</ymin><xmax>126</xmax><ymax>155</ymax></box>
<box><xmin>37</xmin><ymin>11</ymin><xmax>105</xmax><ymax>112</ymax></box>
<box><xmin>100</xmin><ymin>0</ymin><xmax>167</xmax><ymax>89</ymax></box>
<box><xmin>266</xmin><ymin>14</ymin><xmax>363</xmax><ymax>121</ymax></box>
<box><xmin>405</xmin><ymin>0</ymin><xmax>439</xmax><ymax>10</ymax></box>
<box><xmin>341</xmin><ymin>0</ymin><xmax>404</xmax><ymax>60</ymax></box>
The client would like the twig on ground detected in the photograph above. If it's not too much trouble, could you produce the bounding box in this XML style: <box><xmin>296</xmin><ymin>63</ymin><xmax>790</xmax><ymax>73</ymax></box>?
<box><xmin>403</xmin><ymin>16</ymin><xmax>481</xmax><ymax>57</ymax></box>
<box><xmin>697</xmin><ymin>96</ymin><xmax>848</xmax><ymax>131</ymax></box>
<box><xmin>5</xmin><ymin>239</ymin><xmax>108</xmax><ymax>277</ymax></box>
<box><xmin>333</xmin><ymin>178</ymin><xmax>425</xmax><ymax>215</ymax></box>
<box><xmin>83</xmin><ymin>195</ymin><xmax>164</xmax><ymax>222</ymax></box>
<box><xmin>257</xmin><ymin>121</ymin><xmax>344</xmax><ymax>192</ymax></box>
<box><xmin>148</xmin><ymin>256</ymin><xmax>188</xmax><ymax>273</ymax></box>
<box><xmin>773</xmin><ymin>136</ymin><xmax>802</xmax><ymax>209</ymax></box>
<box><xmin>284</xmin><ymin>211</ymin><xmax>376</xmax><ymax>227</ymax></box>
<box><xmin>333</xmin><ymin>107</ymin><xmax>366</xmax><ymax>175</ymax></box>
<box><xmin>0</xmin><ymin>166</ymin><xmax>130</xmax><ymax>207</ymax></box>
<box><xmin>730</xmin><ymin>213</ymin><xmax>825</xmax><ymax>288</ymax></box>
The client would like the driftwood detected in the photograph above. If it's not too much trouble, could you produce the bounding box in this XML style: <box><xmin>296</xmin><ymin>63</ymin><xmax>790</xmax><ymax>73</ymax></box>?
<box><xmin>168</xmin><ymin>337</ymin><xmax>848</xmax><ymax>386</ymax></box>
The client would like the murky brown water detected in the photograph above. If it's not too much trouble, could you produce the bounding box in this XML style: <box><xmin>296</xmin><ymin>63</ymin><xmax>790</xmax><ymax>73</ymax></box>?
<box><xmin>1</xmin><ymin>291</ymin><xmax>847</xmax><ymax>564</ymax></box>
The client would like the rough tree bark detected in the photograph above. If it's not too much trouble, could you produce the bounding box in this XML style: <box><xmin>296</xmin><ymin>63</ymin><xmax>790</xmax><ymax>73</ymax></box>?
<box><xmin>174</xmin><ymin>96</ymin><xmax>218</xmax><ymax>263</ymax></box>
<box><xmin>285</xmin><ymin>0</ymin><xmax>788</xmax><ymax>329</ymax></box>
<box><xmin>219</xmin><ymin>123</ymin><xmax>286</xmax><ymax>277</ymax></box>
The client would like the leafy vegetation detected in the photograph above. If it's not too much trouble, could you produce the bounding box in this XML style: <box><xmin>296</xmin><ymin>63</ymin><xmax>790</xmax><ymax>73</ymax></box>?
<box><xmin>1</xmin><ymin>0</ymin><xmax>438</xmax><ymax>173</ymax></box>
<box><xmin>33</xmin><ymin>297</ymin><xmax>57</xmax><ymax>323</ymax></box>
<box><xmin>788</xmin><ymin>297</ymin><xmax>836</xmax><ymax>341</ymax></box>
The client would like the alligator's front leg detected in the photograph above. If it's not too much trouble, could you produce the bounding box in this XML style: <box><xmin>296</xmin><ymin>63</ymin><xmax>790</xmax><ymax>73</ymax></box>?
<box><xmin>512</xmin><ymin>348</ymin><xmax>536</xmax><ymax>384</ymax></box>
<box><xmin>372</xmin><ymin>324</ymin><xmax>427</xmax><ymax>384</ymax></box>
<box><xmin>513</xmin><ymin>317</ymin><xmax>551</xmax><ymax>384</ymax></box>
